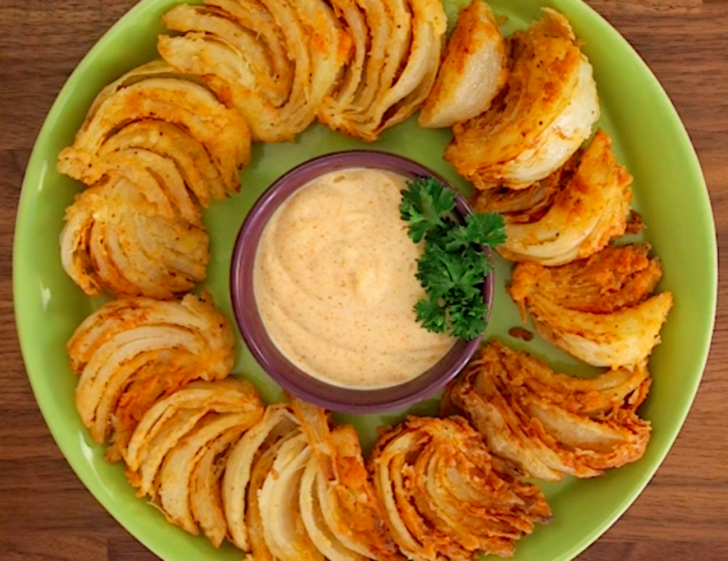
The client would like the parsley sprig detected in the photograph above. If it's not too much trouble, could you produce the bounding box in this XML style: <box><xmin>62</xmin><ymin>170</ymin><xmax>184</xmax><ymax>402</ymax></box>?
<box><xmin>400</xmin><ymin>177</ymin><xmax>506</xmax><ymax>340</ymax></box>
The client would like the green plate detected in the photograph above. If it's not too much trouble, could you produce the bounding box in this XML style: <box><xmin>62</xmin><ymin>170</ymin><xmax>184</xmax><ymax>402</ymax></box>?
<box><xmin>13</xmin><ymin>0</ymin><xmax>717</xmax><ymax>559</ymax></box>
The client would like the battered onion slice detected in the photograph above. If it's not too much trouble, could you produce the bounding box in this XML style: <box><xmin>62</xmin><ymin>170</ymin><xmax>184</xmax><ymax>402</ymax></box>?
<box><xmin>509</xmin><ymin>244</ymin><xmax>674</xmax><ymax>368</ymax></box>
<box><xmin>291</xmin><ymin>397</ymin><xmax>400</xmax><ymax>561</ymax></box>
<box><xmin>97</xmin><ymin>120</ymin><xmax>228</xmax><ymax>208</ymax></box>
<box><xmin>60</xmin><ymin>175</ymin><xmax>210</xmax><ymax>298</ymax></box>
<box><xmin>370</xmin><ymin>416</ymin><xmax>551</xmax><ymax>560</ymax></box>
<box><xmin>206</xmin><ymin>0</ymin><xmax>296</xmax><ymax>104</ymax></box>
<box><xmin>124</xmin><ymin>379</ymin><xmax>262</xmax><ymax>495</ymax></box>
<box><xmin>159</xmin><ymin>0</ymin><xmax>350</xmax><ymax>142</ymax></box>
<box><xmin>473</xmin><ymin>130</ymin><xmax>633</xmax><ymax>266</ymax></box>
<box><xmin>222</xmin><ymin>404</ymin><xmax>301</xmax><ymax>552</ymax></box>
<box><xmin>419</xmin><ymin>0</ymin><xmax>508</xmax><ymax>128</ymax></box>
<box><xmin>84</xmin><ymin>147</ymin><xmax>201</xmax><ymax>226</ymax></box>
<box><xmin>157</xmin><ymin>405</ymin><xmax>261</xmax><ymax>543</ymax></box>
<box><xmin>318</xmin><ymin>0</ymin><xmax>446</xmax><ymax>141</ymax></box>
<box><xmin>68</xmin><ymin>294</ymin><xmax>236</xmax><ymax>448</ymax></box>
<box><xmin>445</xmin><ymin>8</ymin><xmax>600</xmax><ymax>190</ymax></box>
<box><xmin>447</xmin><ymin>341</ymin><xmax>652</xmax><ymax>481</ymax></box>
<box><xmin>57</xmin><ymin>61</ymin><xmax>250</xmax><ymax>194</ymax></box>
<box><xmin>258</xmin><ymin>432</ymin><xmax>323</xmax><ymax>561</ymax></box>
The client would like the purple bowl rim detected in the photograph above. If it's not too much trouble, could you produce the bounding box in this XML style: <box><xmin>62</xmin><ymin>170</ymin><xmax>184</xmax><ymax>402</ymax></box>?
<box><xmin>230</xmin><ymin>150</ymin><xmax>495</xmax><ymax>414</ymax></box>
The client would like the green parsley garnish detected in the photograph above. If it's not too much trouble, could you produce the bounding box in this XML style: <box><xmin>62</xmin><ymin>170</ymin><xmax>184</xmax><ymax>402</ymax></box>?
<box><xmin>400</xmin><ymin>177</ymin><xmax>506</xmax><ymax>340</ymax></box>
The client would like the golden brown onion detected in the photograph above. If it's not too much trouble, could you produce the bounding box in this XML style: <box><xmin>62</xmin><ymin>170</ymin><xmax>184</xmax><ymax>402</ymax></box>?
<box><xmin>419</xmin><ymin>0</ymin><xmax>508</xmax><ymax>128</ymax></box>
<box><xmin>69</xmin><ymin>294</ymin><xmax>236</xmax><ymax>447</ymax></box>
<box><xmin>206</xmin><ymin>0</ymin><xmax>295</xmax><ymax>103</ymax></box>
<box><xmin>291</xmin><ymin>397</ymin><xmax>400</xmax><ymax>560</ymax></box>
<box><xmin>98</xmin><ymin>120</ymin><xmax>228</xmax><ymax>208</ymax></box>
<box><xmin>159</xmin><ymin>0</ymin><xmax>349</xmax><ymax>142</ymax></box>
<box><xmin>445</xmin><ymin>9</ymin><xmax>599</xmax><ymax>190</ymax></box>
<box><xmin>474</xmin><ymin>130</ymin><xmax>633</xmax><ymax>265</ymax></box>
<box><xmin>57</xmin><ymin>61</ymin><xmax>250</xmax><ymax>194</ymax></box>
<box><xmin>258</xmin><ymin>432</ymin><xmax>323</xmax><ymax>560</ymax></box>
<box><xmin>222</xmin><ymin>404</ymin><xmax>300</xmax><ymax>552</ymax></box>
<box><xmin>157</xmin><ymin>411</ymin><xmax>254</xmax><ymax>537</ymax></box>
<box><xmin>319</xmin><ymin>0</ymin><xmax>446</xmax><ymax>141</ymax></box>
<box><xmin>60</xmin><ymin>176</ymin><xmax>209</xmax><ymax>298</ymax></box>
<box><xmin>124</xmin><ymin>378</ymin><xmax>262</xmax><ymax>499</ymax></box>
<box><xmin>85</xmin><ymin>147</ymin><xmax>201</xmax><ymax>226</ymax></box>
<box><xmin>447</xmin><ymin>341</ymin><xmax>652</xmax><ymax>481</ymax></box>
<box><xmin>370</xmin><ymin>416</ymin><xmax>551</xmax><ymax>560</ymax></box>
<box><xmin>190</xmin><ymin>424</ymin><xmax>245</xmax><ymax>547</ymax></box>
<box><xmin>508</xmin><ymin>244</ymin><xmax>674</xmax><ymax>367</ymax></box>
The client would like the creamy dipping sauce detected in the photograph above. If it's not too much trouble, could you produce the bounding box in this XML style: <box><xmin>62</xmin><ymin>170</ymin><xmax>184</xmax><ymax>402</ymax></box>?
<box><xmin>253</xmin><ymin>168</ymin><xmax>456</xmax><ymax>389</ymax></box>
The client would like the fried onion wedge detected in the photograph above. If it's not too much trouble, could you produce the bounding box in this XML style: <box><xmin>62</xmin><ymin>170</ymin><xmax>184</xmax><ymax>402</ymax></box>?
<box><xmin>447</xmin><ymin>341</ymin><xmax>652</xmax><ymax>481</ymax></box>
<box><xmin>86</xmin><ymin>147</ymin><xmax>201</xmax><ymax>226</ymax></box>
<box><xmin>159</xmin><ymin>0</ymin><xmax>350</xmax><ymax>142</ymax></box>
<box><xmin>97</xmin><ymin>120</ymin><xmax>228</xmax><ymax>208</ymax></box>
<box><xmin>445</xmin><ymin>8</ymin><xmax>600</xmax><ymax>189</ymax></box>
<box><xmin>57</xmin><ymin>61</ymin><xmax>250</xmax><ymax>194</ymax></box>
<box><xmin>291</xmin><ymin>396</ymin><xmax>401</xmax><ymax>561</ymax></box>
<box><xmin>300</xmin><ymin>450</ymin><xmax>366</xmax><ymax>561</ymax></box>
<box><xmin>319</xmin><ymin>0</ymin><xmax>446</xmax><ymax>141</ymax></box>
<box><xmin>206</xmin><ymin>0</ymin><xmax>295</xmax><ymax>104</ymax></box>
<box><xmin>124</xmin><ymin>378</ymin><xmax>262</xmax><ymax>497</ymax></box>
<box><xmin>190</xmin><ymin>422</ymin><xmax>246</xmax><ymax>547</ymax></box>
<box><xmin>419</xmin><ymin>0</ymin><xmax>508</xmax><ymax>128</ymax></box>
<box><xmin>509</xmin><ymin>244</ymin><xmax>674</xmax><ymax>367</ymax></box>
<box><xmin>60</xmin><ymin>176</ymin><xmax>209</xmax><ymax>298</ymax></box>
<box><xmin>370</xmin><ymin>416</ymin><xmax>551</xmax><ymax>560</ymax></box>
<box><xmin>258</xmin><ymin>432</ymin><xmax>323</xmax><ymax>561</ymax></box>
<box><xmin>222</xmin><ymin>404</ymin><xmax>300</xmax><ymax>552</ymax></box>
<box><xmin>474</xmin><ymin>130</ymin><xmax>633</xmax><ymax>265</ymax></box>
<box><xmin>156</xmin><ymin>408</ymin><xmax>260</xmax><ymax>540</ymax></box>
<box><xmin>69</xmin><ymin>294</ymin><xmax>236</xmax><ymax>448</ymax></box>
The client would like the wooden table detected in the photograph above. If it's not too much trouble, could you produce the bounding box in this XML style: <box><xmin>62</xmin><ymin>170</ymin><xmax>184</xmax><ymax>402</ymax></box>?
<box><xmin>1</xmin><ymin>0</ymin><xmax>726</xmax><ymax>559</ymax></box>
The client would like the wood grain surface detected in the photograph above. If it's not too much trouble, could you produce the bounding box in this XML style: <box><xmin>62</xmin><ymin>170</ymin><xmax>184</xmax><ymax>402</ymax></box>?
<box><xmin>1</xmin><ymin>0</ymin><xmax>726</xmax><ymax>559</ymax></box>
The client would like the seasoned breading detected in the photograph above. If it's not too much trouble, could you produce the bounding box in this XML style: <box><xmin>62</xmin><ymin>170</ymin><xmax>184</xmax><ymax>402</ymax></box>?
<box><xmin>474</xmin><ymin>130</ymin><xmax>633</xmax><ymax>265</ymax></box>
<box><xmin>419</xmin><ymin>0</ymin><xmax>509</xmax><ymax>128</ymax></box>
<box><xmin>159</xmin><ymin>0</ymin><xmax>351</xmax><ymax>142</ymax></box>
<box><xmin>291</xmin><ymin>397</ymin><xmax>401</xmax><ymax>561</ymax></box>
<box><xmin>68</xmin><ymin>294</ymin><xmax>237</xmax><ymax>448</ymax></box>
<box><xmin>60</xmin><ymin>175</ymin><xmax>210</xmax><ymax>298</ymax></box>
<box><xmin>57</xmin><ymin>61</ymin><xmax>250</xmax><ymax>194</ymax></box>
<box><xmin>509</xmin><ymin>244</ymin><xmax>673</xmax><ymax>367</ymax></box>
<box><xmin>369</xmin><ymin>415</ymin><xmax>552</xmax><ymax>560</ymax></box>
<box><xmin>445</xmin><ymin>8</ymin><xmax>599</xmax><ymax>190</ymax></box>
<box><xmin>447</xmin><ymin>342</ymin><xmax>652</xmax><ymax>481</ymax></box>
<box><xmin>318</xmin><ymin>0</ymin><xmax>446</xmax><ymax>141</ymax></box>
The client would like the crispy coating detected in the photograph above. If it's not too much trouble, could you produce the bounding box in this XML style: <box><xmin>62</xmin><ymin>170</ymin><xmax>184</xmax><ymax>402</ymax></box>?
<box><xmin>445</xmin><ymin>9</ymin><xmax>599</xmax><ymax>189</ymax></box>
<box><xmin>419</xmin><ymin>0</ymin><xmax>508</xmax><ymax>128</ymax></box>
<box><xmin>68</xmin><ymin>294</ymin><xmax>237</xmax><ymax>449</ymax></box>
<box><xmin>291</xmin><ymin>397</ymin><xmax>401</xmax><ymax>561</ymax></box>
<box><xmin>60</xmin><ymin>175</ymin><xmax>210</xmax><ymax>298</ymax></box>
<box><xmin>117</xmin><ymin>378</ymin><xmax>262</xmax><ymax>543</ymax></box>
<box><xmin>159</xmin><ymin>0</ymin><xmax>350</xmax><ymax>142</ymax></box>
<box><xmin>509</xmin><ymin>244</ymin><xmax>674</xmax><ymax>367</ymax></box>
<box><xmin>259</xmin><ymin>432</ymin><xmax>323</xmax><ymax>561</ymax></box>
<box><xmin>123</xmin><ymin>379</ymin><xmax>262</xmax><ymax>495</ymax></box>
<box><xmin>447</xmin><ymin>342</ymin><xmax>652</xmax><ymax>481</ymax></box>
<box><xmin>57</xmin><ymin>61</ymin><xmax>250</xmax><ymax>194</ymax></box>
<box><xmin>223</xmin><ymin>399</ymin><xmax>400</xmax><ymax>560</ymax></box>
<box><xmin>98</xmin><ymin>120</ymin><xmax>228</xmax><ymax>208</ymax></box>
<box><xmin>369</xmin><ymin>416</ymin><xmax>551</xmax><ymax>560</ymax></box>
<box><xmin>222</xmin><ymin>404</ymin><xmax>301</xmax><ymax>553</ymax></box>
<box><xmin>84</xmin><ymin>147</ymin><xmax>202</xmax><ymax>227</ymax></box>
<box><xmin>474</xmin><ymin>130</ymin><xmax>633</xmax><ymax>266</ymax></box>
<box><xmin>318</xmin><ymin>0</ymin><xmax>446</xmax><ymax>141</ymax></box>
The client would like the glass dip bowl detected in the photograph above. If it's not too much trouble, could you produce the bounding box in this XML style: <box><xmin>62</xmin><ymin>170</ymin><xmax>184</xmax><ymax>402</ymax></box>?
<box><xmin>230</xmin><ymin>150</ymin><xmax>494</xmax><ymax>414</ymax></box>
